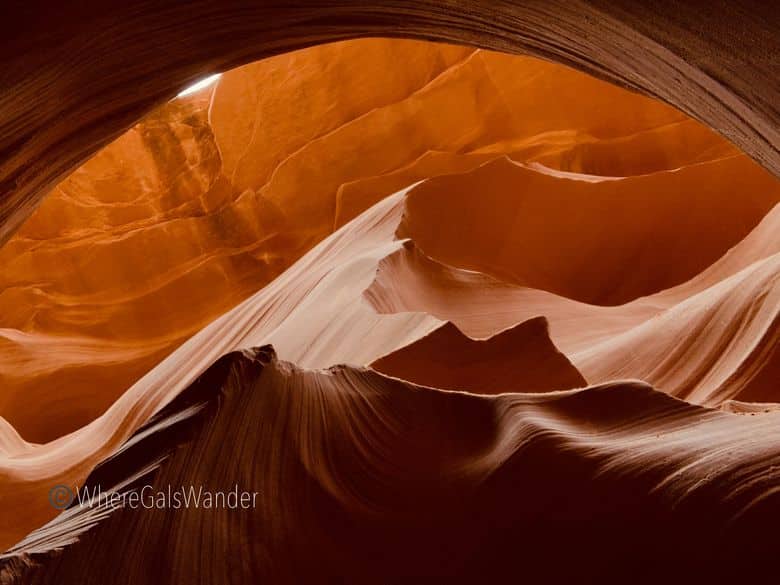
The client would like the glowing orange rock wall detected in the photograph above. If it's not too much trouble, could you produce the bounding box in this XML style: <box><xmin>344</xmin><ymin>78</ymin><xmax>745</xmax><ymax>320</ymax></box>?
<box><xmin>0</xmin><ymin>39</ymin><xmax>770</xmax><ymax>446</ymax></box>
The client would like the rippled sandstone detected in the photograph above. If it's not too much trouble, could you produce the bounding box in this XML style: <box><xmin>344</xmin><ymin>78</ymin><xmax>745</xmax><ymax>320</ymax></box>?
<box><xmin>0</xmin><ymin>31</ymin><xmax>778</xmax><ymax>585</ymax></box>
<box><xmin>1</xmin><ymin>38</ymin><xmax>761</xmax><ymax>443</ymax></box>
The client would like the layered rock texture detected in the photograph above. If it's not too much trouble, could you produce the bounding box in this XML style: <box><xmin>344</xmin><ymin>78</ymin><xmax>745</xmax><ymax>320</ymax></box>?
<box><xmin>0</xmin><ymin>35</ymin><xmax>778</xmax><ymax>584</ymax></box>
<box><xmin>7</xmin><ymin>39</ymin><xmax>766</xmax><ymax>444</ymax></box>
<box><xmin>1</xmin><ymin>1</ymin><xmax>778</xmax><ymax>246</ymax></box>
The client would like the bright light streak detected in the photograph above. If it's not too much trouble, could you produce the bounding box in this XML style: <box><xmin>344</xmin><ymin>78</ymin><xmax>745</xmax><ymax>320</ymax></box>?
<box><xmin>177</xmin><ymin>73</ymin><xmax>222</xmax><ymax>98</ymax></box>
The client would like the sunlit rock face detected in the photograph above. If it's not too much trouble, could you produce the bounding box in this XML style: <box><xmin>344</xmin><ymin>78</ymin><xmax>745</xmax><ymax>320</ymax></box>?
<box><xmin>0</xmin><ymin>38</ymin><xmax>778</xmax><ymax>582</ymax></box>
<box><xmin>0</xmin><ymin>39</ymin><xmax>769</xmax><ymax>444</ymax></box>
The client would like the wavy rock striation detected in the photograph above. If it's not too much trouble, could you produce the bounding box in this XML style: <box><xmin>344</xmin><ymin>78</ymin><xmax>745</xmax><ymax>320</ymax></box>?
<box><xmin>3</xmin><ymin>347</ymin><xmax>780</xmax><ymax>584</ymax></box>
<box><xmin>0</xmin><ymin>169</ymin><xmax>777</xmax><ymax>555</ymax></box>
<box><xmin>0</xmin><ymin>29</ymin><xmax>777</xmax><ymax>584</ymax></box>
<box><xmin>371</xmin><ymin>318</ymin><xmax>587</xmax><ymax>394</ymax></box>
<box><xmin>369</xmin><ymin>197</ymin><xmax>780</xmax><ymax>405</ymax></box>
<box><xmin>0</xmin><ymin>1</ymin><xmax>778</xmax><ymax>248</ymax></box>
<box><xmin>4</xmin><ymin>39</ymin><xmax>762</xmax><ymax>443</ymax></box>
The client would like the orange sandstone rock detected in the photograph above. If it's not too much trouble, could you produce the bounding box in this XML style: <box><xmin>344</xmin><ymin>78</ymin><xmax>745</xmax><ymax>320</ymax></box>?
<box><xmin>1</xmin><ymin>39</ymin><xmax>754</xmax><ymax>442</ymax></box>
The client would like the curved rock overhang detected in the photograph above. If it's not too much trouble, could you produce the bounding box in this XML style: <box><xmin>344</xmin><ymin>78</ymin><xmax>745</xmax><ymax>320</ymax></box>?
<box><xmin>0</xmin><ymin>0</ymin><xmax>777</xmax><ymax>246</ymax></box>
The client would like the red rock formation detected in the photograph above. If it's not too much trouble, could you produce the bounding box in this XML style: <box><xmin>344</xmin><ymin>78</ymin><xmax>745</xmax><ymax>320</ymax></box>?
<box><xmin>0</xmin><ymin>24</ymin><xmax>777</xmax><ymax>585</ymax></box>
<box><xmin>368</xmin><ymin>204</ymin><xmax>780</xmax><ymax>405</ymax></box>
<box><xmin>0</xmin><ymin>1</ymin><xmax>777</xmax><ymax>248</ymax></box>
<box><xmin>398</xmin><ymin>156</ymin><xmax>778</xmax><ymax>305</ymax></box>
<box><xmin>0</xmin><ymin>167</ymin><xmax>776</xmax><ymax>555</ymax></box>
<box><xmin>371</xmin><ymin>318</ymin><xmax>587</xmax><ymax>394</ymax></box>
<box><xmin>3</xmin><ymin>39</ymin><xmax>758</xmax><ymax>443</ymax></box>
<box><xmin>3</xmin><ymin>347</ymin><xmax>780</xmax><ymax>583</ymax></box>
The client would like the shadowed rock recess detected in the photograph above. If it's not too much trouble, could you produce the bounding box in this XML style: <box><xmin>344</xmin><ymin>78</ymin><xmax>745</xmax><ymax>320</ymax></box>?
<box><xmin>3</xmin><ymin>347</ymin><xmax>780</xmax><ymax>584</ymax></box>
<box><xmin>0</xmin><ymin>8</ymin><xmax>778</xmax><ymax>585</ymax></box>
<box><xmin>0</xmin><ymin>1</ymin><xmax>778</xmax><ymax>245</ymax></box>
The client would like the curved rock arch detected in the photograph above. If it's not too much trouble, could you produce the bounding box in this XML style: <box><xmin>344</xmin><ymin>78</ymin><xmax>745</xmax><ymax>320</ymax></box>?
<box><xmin>0</xmin><ymin>0</ymin><xmax>777</xmax><ymax>246</ymax></box>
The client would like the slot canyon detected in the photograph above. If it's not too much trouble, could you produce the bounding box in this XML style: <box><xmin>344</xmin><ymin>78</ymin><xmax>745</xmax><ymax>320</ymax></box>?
<box><xmin>0</xmin><ymin>3</ymin><xmax>778</xmax><ymax>584</ymax></box>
